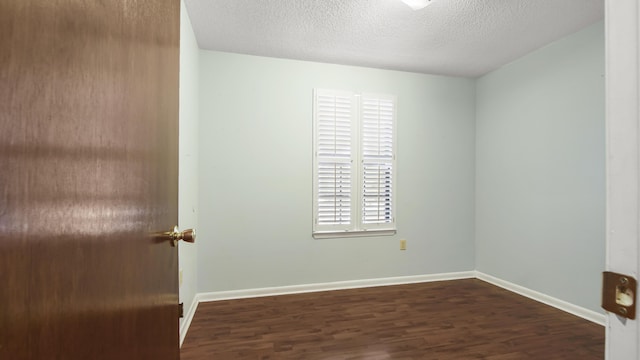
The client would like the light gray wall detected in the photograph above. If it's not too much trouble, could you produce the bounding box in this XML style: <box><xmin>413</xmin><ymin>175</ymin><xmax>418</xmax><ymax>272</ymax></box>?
<box><xmin>475</xmin><ymin>21</ymin><xmax>605</xmax><ymax>312</ymax></box>
<box><xmin>178</xmin><ymin>0</ymin><xmax>199</xmax><ymax>319</ymax></box>
<box><xmin>197</xmin><ymin>51</ymin><xmax>476</xmax><ymax>292</ymax></box>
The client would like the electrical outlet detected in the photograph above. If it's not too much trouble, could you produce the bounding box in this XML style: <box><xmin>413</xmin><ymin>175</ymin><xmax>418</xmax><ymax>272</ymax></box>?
<box><xmin>400</xmin><ymin>239</ymin><xmax>407</xmax><ymax>250</ymax></box>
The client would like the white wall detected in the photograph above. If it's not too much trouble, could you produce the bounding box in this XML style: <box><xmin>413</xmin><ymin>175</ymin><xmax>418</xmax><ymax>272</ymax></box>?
<box><xmin>475</xmin><ymin>21</ymin><xmax>605</xmax><ymax>312</ymax></box>
<box><xmin>197</xmin><ymin>52</ymin><xmax>476</xmax><ymax>292</ymax></box>
<box><xmin>178</xmin><ymin>0</ymin><xmax>199</xmax><ymax>325</ymax></box>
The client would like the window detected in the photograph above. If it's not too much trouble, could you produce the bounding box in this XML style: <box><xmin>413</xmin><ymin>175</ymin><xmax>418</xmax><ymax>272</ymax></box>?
<box><xmin>313</xmin><ymin>89</ymin><xmax>397</xmax><ymax>238</ymax></box>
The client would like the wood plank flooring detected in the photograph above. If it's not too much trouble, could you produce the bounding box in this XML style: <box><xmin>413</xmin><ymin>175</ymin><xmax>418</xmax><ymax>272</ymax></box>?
<box><xmin>180</xmin><ymin>279</ymin><xmax>604</xmax><ymax>359</ymax></box>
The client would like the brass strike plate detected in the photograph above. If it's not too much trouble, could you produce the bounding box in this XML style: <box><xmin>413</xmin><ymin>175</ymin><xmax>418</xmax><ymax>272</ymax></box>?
<box><xmin>602</xmin><ymin>271</ymin><xmax>637</xmax><ymax>319</ymax></box>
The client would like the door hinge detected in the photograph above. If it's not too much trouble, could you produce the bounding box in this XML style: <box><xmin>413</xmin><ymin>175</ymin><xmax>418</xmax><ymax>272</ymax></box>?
<box><xmin>179</xmin><ymin>302</ymin><xmax>184</xmax><ymax>318</ymax></box>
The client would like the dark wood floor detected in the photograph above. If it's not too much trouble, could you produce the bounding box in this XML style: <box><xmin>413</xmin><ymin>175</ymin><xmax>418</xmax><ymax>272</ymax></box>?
<box><xmin>180</xmin><ymin>279</ymin><xmax>604</xmax><ymax>359</ymax></box>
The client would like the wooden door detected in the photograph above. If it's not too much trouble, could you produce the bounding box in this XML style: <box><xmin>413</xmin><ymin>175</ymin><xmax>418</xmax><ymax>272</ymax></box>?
<box><xmin>605</xmin><ymin>0</ymin><xmax>640</xmax><ymax>358</ymax></box>
<box><xmin>0</xmin><ymin>0</ymin><xmax>180</xmax><ymax>359</ymax></box>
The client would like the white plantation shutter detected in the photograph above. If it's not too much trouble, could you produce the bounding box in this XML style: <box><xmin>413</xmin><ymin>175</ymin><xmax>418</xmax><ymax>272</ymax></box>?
<box><xmin>313</xmin><ymin>90</ymin><xmax>355</xmax><ymax>231</ymax></box>
<box><xmin>317</xmin><ymin>162</ymin><xmax>352</xmax><ymax>225</ymax></box>
<box><xmin>361</xmin><ymin>95</ymin><xmax>396</xmax><ymax>228</ymax></box>
<box><xmin>313</xmin><ymin>89</ymin><xmax>396</xmax><ymax>237</ymax></box>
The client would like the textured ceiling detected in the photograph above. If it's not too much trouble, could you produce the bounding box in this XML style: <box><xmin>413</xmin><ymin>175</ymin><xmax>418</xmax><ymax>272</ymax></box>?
<box><xmin>184</xmin><ymin>0</ymin><xmax>603</xmax><ymax>78</ymax></box>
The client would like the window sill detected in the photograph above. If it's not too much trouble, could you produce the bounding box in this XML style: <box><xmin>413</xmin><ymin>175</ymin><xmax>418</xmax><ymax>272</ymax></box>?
<box><xmin>312</xmin><ymin>229</ymin><xmax>396</xmax><ymax>239</ymax></box>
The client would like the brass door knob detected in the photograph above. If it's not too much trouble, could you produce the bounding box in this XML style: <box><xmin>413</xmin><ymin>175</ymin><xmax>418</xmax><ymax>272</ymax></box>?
<box><xmin>166</xmin><ymin>226</ymin><xmax>196</xmax><ymax>247</ymax></box>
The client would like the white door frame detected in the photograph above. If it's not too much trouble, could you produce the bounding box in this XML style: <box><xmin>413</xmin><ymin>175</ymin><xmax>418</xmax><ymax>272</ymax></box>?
<box><xmin>605</xmin><ymin>0</ymin><xmax>640</xmax><ymax>358</ymax></box>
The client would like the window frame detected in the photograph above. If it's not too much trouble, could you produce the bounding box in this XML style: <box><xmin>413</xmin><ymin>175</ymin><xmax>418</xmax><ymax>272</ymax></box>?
<box><xmin>312</xmin><ymin>89</ymin><xmax>397</xmax><ymax>239</ymax></box>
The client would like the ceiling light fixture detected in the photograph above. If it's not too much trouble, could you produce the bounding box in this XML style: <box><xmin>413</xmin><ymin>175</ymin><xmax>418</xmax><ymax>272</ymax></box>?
<box><xmin>401</xmin><ymin>0</ymin><xmax>433</xmax><ymax>10</ymax></box>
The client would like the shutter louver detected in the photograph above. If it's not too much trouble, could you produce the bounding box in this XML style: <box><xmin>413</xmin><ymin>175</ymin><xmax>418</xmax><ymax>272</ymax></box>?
<box><xmin>315</xmin><ymin>91</ymin><xmax>354</xmax><ymax>227</ymax></box>
<box><xmin>361</xmin><ymin>96</ymin><xmax>395</xmax><ymax>225</ymax></box>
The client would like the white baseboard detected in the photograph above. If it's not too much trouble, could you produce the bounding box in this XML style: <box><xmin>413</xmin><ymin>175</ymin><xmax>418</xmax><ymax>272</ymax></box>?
<box><xmin>475</xmin><ymin>271</ymin><xmax>606</xmax><ymax>326</ymax></box>
<box><xmin>197</xmin><ymin>271</ymin><xmax>476</xmax><ymax>303</ymax></box>
<box><xmin>179</xmin><ymin>297</ymin><xmax>199</xmax><ymax>347</ymax></box>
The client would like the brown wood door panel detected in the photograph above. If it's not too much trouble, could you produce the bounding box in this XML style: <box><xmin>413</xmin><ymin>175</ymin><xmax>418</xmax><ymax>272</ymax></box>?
<box><xmin>0</xmin><ymin>1</ymin><xmax>180</xmax><ymax>359</ymax></box>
